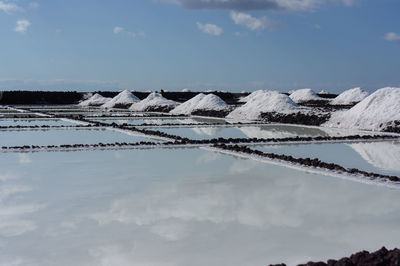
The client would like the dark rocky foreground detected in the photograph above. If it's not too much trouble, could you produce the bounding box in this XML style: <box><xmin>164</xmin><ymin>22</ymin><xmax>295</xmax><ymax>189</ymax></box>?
<box><xmin>383</xmin><ymin>120</ymin><xmax>400</xmax><ymax>133</ymax></box>
<box><xmin>260</xmin><ymin>112</ymin><xmax>331</xmax><ymax>126</ymax></box>
<box><xmin>271</xmin><ymin>247</ymin><xmax>400</xmax><ymax>266</ymax></box>
<box><xmin>191</xmin><ymin>109</ymin><xmax>232</xmax><ymax>118</ymax></box>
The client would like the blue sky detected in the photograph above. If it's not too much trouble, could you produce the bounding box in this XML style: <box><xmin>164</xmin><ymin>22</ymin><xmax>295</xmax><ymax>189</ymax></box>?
<box><xmin>0</xmin><ymin>0</ymin><xmax>399</xmax><ymax>93</ymax></box>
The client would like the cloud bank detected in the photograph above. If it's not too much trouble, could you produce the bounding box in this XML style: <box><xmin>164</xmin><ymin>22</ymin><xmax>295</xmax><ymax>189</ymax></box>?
<box><xmin>163</xmin><ymin>0</ymin><xmax>359</xmax><ymax>12</ymax></box>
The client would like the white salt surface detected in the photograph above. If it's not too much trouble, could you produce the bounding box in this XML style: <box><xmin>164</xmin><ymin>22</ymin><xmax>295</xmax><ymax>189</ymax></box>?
<box><xmin>289</xmin><ymin>88</ymin><xmax>322</xmax><ymax>103</ymax></box>
<box><xmin>227</xmin><ymin>91</ymin><xmax>298</xmax><ymax>121</ymax></box>
<box><xmin>238</xmin><ymin>90</ymin><xmax>265</xmax><ymax>103</ymax></box>
<box><xmin>130</xmin><ymin>93</ymin><xmax>178</xmax><ymax>111</ymax></box>
<box><xmin>331</xmin><ymin>88</ymin><xmax>369</xmax><ymax>105</ymax></box>
<box><xmin>79</xmin><ymin>94</ymin><xmax>112</xmax><ymax>107</ymax></box>
<box><xmin>324</xmin><ymin>87</ymin><xmax>400</xmax><ymax>131</ymax></box>
<box><xmin>102</xmin><ymin>90</ymin><xmax>139</xmax><ymax>108</ymax></box>
<box><xmin>170</xmin><ymin>93</ymin><xmax>206</xmax><ymax>115</ymax></box>
<box><xmin>170</xmin><ymin>94</ymin><xmax>228</xmax><ymax>115</ymax></box>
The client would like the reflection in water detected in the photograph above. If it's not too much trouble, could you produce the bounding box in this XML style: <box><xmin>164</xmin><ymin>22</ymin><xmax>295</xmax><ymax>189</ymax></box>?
<box><xmin>348</xmin><ymin>142</ymin><xmax>400</xmax><ymax>172</ymax></box>
<box><xmin>0</xmin><ymin>174</ymin><xmax>43</xmax><ymax>238</ymax></box>
<box><xmin>239</xmin><ymin>125</ymin><xmax>369</xmax><ymax>139</ymax></box>
<box><xmin>0</xmin><ymin>149</ymin><xmax>399</xmax><ymax>266</ymax></box>
<box><xmin>191</xmin><ymin>127</ymin><xmax>222</xmax><ymax>136</ymax></box>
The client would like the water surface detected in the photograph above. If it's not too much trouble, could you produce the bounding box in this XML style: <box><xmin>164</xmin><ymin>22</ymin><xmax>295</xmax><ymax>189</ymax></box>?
<box><xmin>0</xmin><ymin>149</ymin><xmax>399</xmax><ymax>266</ymax></box>
<box><xmin>255</xmin><ymin>141</ymin><xmax>400</xmax><ymax>177</ymax></box>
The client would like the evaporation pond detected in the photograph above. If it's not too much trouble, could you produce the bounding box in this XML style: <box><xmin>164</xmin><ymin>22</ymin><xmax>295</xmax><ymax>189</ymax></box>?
<box><xmin>0</xmin><ymin>119</ymin><xmax>76</xmax><ymax>127</ymax></box>
<box><xmin>0</xmin><ymin>148</ymin><xmax>399</xmax><ymax>265</ymax></box>
<box><xmin>90</xmin><ymin>117</ymin><xmax>227</xmax><ymax>125</ymax></box>
<box><xmin>255</xmin><ymin>141</ymin><xmax>400</xmax><ymax>177</ymax></box>
<box><xmin>152</xmin><ymin>124</ymin><xmax>366</xmax><ymax>140</ymax></box>
<box><xmin>0</xmin><ymin>128</ymin><xmax>156</xmax><ymax>146</ymax></box>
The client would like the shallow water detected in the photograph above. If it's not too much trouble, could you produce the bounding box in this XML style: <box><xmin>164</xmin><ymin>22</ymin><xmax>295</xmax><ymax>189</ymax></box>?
<box><xmin>89</xmin><ymin>117</ymin><xmax>226</xmax><ymax>125</ymax></box>
<box><xmin>0</xmin><ymin>148</ymin><xmax>399</xmax><ymax>266</ymax></box>
<box><xmin>153</xmin><ymin>124</ymin><xmax>370</xmax><ymax>140</ymax></box>
<box><xmin>91</xmin><ymin>118</ymin><xmax>195</xmax><ymax>125</ymax></box>
<box><xmin>0</xmin><ymin>119</ymin><xmax>75</xmax><ymax>127</ymax></box>
<box><xmin>0</xmin><ymin>128</ymin><xmax>156</xmax><ymax>146</ymax></box>
<box><xmin>254</xmin><ymin>141</ymin><xmax>400</xmax><ymax>177</ymax></box>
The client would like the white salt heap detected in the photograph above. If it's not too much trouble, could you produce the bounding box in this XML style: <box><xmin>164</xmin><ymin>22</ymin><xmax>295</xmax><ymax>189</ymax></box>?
<box><xmin>324</xmin><ymin>87</ymin><xmax>400</xmax><ymax>131</ymax></box>
<box><xmin>170</xmin><ymin>94</ymin><xmax>206</xmax><ymax>115</ymax></box>
<box><xmin>239</xmin><ymin>90</ymin><xmax>265</xmax><ymax>103</ymax></box>
<box><xmin>289</xmin><ymin>88</ymin><xmax>321</xmax><ymax>103</ymax></box>
<box><xmin>78</xmin><ymin>93</ymin><xmax>112</xmax><ymax>107</ymax></box>
<box><xmin>330</xmin><ymin>87</ymin><xmax>369</xmax><ymax>105</ymax></box>
<box><xmin>170</xmin><ymin>94</ymin><xmax>228</xmax><ymax>115</ymax></box>
<box><xmin>227</xmin><ymin>90</ymin><xmax>298</xmax><ymax>121</ymax></box>
<box><xmin>195</xmin><ymin>94</ymin><xmax>228</xmax><ymax>111</ymax></box>
<box><xmin>129</xmin><ymin>92</ymin><xmax>178</xmax><ymax>112</ymax></box>
<box><xmin>102</xmin><ymin>90</ymin><xmax>139</xmax><ymax>108</ymax></box>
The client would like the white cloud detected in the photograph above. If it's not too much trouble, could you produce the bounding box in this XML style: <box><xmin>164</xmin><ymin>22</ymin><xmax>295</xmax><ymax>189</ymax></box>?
<box><xmin>196</xmin><ymin>22</ymin><xmax>223</xmax><ymax>36</ymax></box>
<box><xmin>313</xmin><ymin>24</ymin><xmax>321</xmax><ymax>29</ymax></box>
<box><xmin>230</xmin><ymin>11</ymin><xmax>279</xmax><ymax>31</ymax></box>
<box><xmin>0</xmin><ymin>1</ymin><xmax>19</xmax><ymax>13</ymax></box>
<box><xmin>113</xmin><ymin>26</ymin><xmax>124</xmax><ymax>34</ymax></box>
<box><xmin>113</xmin><ymin>26</ymin><xmax>144</xmax><ymax>38</ymax></box>
<box><xmin>384</xmin><ymin>32</ymin><xmax>400</xmax><ymax>42</ymax></box>
<box><xmin>341</xmin><ymin>0</ymin><xmax>359</xmax><ymax>6</ymax></box>
<box><xmin>14</xmin><ymin>19</ymin><xmax>31</xmax><ymax>33</ymax></box>
<box><xmin>29</xmin><ymin>2</ymin><xmax>39</xmax><ymax>8</ymax></box>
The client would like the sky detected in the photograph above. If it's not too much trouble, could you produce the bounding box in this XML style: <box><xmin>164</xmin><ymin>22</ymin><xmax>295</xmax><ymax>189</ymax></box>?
<box><xmin>0</xmin><ymin>0</ymin><xmax>399</xmax><ymax>93</ymax></box>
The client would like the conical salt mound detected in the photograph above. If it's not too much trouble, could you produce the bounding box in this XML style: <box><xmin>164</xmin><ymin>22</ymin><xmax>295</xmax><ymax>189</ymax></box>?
<box><xmin>129</xmin><ymin>92</ymin><xmax>178</xmax><ymax>112</ymax></box>
<box><xmin>79</xmin><ymin>93</ymin><xmax>112</xmax><ymax>107</ymax></box>
<box><xmin>102</xmin><ymin>90</ymin><xmax>140</xmax><ymax>108</ymax></box>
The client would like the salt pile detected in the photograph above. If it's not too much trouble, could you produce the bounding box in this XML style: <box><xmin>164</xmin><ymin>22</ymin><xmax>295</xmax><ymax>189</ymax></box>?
<box><xmin>239</xmin><ymin>90</ymin><xmax>265</xmax><ymax>103</ymax></box>
<box><xmin>289</xmin><ymin>88</ymin><xmax>321</xmax><ymax>103</ymax></box>
<box><xmin>78</xmin><ymin>93</ymin><xmax>112</xmax><ymax>107</ymax></box>
<box><xmin>102</xmin><ymin>90</ymin><xmax>139</xmax><ymax>108</ymax></box>
<box><xmin>170</xmin><ymin>94</ymin><xmax>206</xmax><ymax>115</ymax></box>
<box><xmin>324</xmin><ymin>87</ymin><xmax>400</xmax><ymax>131</ymax></box>
<box><xmin>330</xmin><ymin>87</ymin><xmax>369</xmax><ymax>105</ymax></box>
<box><xmin>129</xmin><ymin>92</ymin><xmax>178</xmax><ymax>112</ymax></box>
<box><xmin>170</xmin><ymin>94</ymin><xmax>228</xmax><ymax>115</ymax></box>
<box><xmin>227</xmin><ymin>90</ymin><xmax>298</xmax><ymax>121</ymax></box>
<box><xmin>195</xmin><ymin>94</ymin><xmax>228</xmax><ymax>111</ymax></box>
